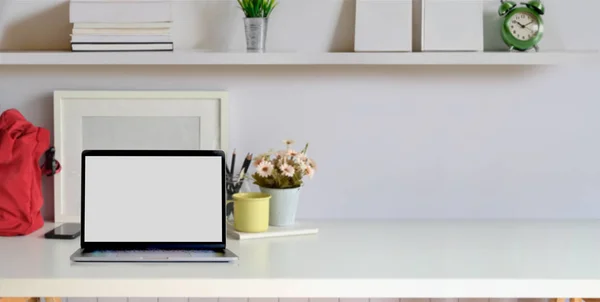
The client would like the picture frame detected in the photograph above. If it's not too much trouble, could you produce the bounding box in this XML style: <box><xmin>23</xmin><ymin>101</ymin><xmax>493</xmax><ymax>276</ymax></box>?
<box><xmin>53</xmin><ymin>90</ymin><xmax>229</xmax><ymax>223</ymax></box>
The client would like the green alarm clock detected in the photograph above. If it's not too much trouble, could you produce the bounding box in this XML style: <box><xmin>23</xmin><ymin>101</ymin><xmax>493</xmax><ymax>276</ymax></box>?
<box><xmin>498</xmin><ymin>0</ymin><xmax>545</xmax><ymax>52</ymax></box>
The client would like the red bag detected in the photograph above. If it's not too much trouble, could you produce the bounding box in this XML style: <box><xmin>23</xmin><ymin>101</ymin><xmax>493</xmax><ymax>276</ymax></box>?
<box><xmin>0</xmin><ymin>109</ymin><xmax>61</xmax><ymax>236</ymax></box>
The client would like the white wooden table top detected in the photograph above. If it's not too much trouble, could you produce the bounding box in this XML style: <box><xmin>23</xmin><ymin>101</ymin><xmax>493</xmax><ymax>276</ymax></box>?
<box><xmin>1</xmin><ymin>220</ymin><xmax>600</xmax><ymax>298</ymax></box>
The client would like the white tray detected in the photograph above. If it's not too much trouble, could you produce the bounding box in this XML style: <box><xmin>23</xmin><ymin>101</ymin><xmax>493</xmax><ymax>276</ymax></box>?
<box><xmin>226</xmin><ymin>221</ymin><xmax>319</xmax><ymax>240</ymax></box>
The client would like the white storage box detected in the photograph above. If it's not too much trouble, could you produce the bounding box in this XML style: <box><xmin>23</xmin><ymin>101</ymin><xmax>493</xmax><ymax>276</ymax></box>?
<box><xmin>421</xmin><ymin>0</ymin><xmax>484</xmax><ymax>51</ymax></box>
<box><xmin>355</xmin><ymin>0</ymin><xmax>412</xmax><ymax>52</ymax></box>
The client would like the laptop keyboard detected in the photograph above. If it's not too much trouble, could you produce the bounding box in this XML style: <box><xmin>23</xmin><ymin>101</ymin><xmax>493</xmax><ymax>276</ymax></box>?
<box><xmin>85</xmin><ymin>249</ymin><xmax>222</xmax><ymax>259</ymax></box>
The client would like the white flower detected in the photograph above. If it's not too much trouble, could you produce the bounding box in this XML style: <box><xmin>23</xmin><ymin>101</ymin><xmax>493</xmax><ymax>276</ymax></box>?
<box><xmin>277</xmin><ymin>150</ymin><xmax>288</xmax><ymax>158</ymax></box>
<box><xmin>295</xmin><ymin>152</ymin><xmax>306</xmax><ymax>160</ymax></box>
<box><xmin>253</xmin><ymin>157</ymin><xmax>264</xmax><ymax>167</ymax></box>
<box><xmin>256</xmin><ymin>161</ymin><xmax>274</xmax><ymax>178</ymax></box>
<box><xmin>307</xmin><ymin>158</ymin><xmax>317</xmax><ymax>170</ymax></box>
<box><xmin>283</xmin><ymin>139</ymin><xmax>295</xmax><ymax>146</ymax></box>
<box><xmin>279</xmin><ymin>163</ymin><xmax>295</xmax><ymax>178</ymax></box>
<box><xmin>287</xmin><ymin>149</ymin><xmax>299</xmax><ymax>157</ymax></box>
<box><xmin>305</xmin><ymin>166</ymin><xmax>315</xmax><ymax>179</ymax></box>
<box><xmin>297</xmin><ymin>160</ymin><xmax>307</xmax><ymax>171</ymax></box>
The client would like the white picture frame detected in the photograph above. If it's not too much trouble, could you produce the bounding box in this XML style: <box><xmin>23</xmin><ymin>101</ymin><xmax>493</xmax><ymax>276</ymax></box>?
<box><xmin>53</xmin><ymin>90</ymin><xmax>229</xmax><ymax>223</ymax></box>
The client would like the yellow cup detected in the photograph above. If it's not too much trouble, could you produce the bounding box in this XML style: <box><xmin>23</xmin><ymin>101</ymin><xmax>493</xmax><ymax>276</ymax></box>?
<box><xmin>233</xmin><ymin>192</ymin><xmax>271</xmax><ymax>233</ymax></box>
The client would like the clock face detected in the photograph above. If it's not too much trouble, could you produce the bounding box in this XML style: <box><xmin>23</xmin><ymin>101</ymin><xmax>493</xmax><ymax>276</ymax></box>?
<box><xmin>508</xmin><ymin>11</ymin><xmax>540</xmax><ymax>41</ymax></box>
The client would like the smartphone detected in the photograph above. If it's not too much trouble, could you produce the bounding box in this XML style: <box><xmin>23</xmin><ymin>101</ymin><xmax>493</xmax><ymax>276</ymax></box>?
<box><xmin>44</xmin><ymin>223</ymin><xmax>81</xmax><ymax>239</ymax></box>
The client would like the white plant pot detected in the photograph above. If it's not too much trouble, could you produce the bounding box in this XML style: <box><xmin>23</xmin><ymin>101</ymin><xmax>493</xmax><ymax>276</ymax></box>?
<box><xmin>259</xmin><ymin>187</ymin><xmax>301</xmax><ymax>226</ymax></box>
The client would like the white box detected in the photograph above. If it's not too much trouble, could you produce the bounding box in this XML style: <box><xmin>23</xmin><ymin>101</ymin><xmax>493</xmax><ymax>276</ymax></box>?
<box><xmin>355</xmin><ymin>0</ymin><xmax>412</xmax><ymax>52</ymax></box>
<box><xmin>422</xmin><ymin>0</ymin><xmax>484</xmax><ymax>51</ymax></box>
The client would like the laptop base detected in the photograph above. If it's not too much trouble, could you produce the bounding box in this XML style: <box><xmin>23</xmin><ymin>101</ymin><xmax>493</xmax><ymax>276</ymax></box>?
<box><xmin>70</xmin><ymin>248</ymin><xmax>238</xmax><ymax>262</ymax></box>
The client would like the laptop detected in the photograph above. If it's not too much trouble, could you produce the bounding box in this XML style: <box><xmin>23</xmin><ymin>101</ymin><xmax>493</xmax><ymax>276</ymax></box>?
<box><xmin>70</xmin><ymin>150</ymin><xmax>238</xmax><ymax>262</ymax></box>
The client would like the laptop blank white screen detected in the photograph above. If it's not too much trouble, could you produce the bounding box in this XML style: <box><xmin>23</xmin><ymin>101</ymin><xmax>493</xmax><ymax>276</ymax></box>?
<box><xmin>84</xmin><ymin>155</ymin><xmax>223</xmax><ymax>243</ymax></box>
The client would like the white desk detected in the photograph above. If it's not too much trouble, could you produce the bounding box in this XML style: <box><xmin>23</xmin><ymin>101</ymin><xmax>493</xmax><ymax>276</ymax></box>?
<box><xmin>1</xmin><ymin>221</ymin><xmax>600</xmax><ymax>298</ymax></box>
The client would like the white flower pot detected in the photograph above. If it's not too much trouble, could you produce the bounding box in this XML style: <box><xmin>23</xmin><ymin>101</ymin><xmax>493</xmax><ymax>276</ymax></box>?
<box><xmin>259</xmin><ymin>187</ymin><xmax>301</xmax><ymax>226</ymax></box>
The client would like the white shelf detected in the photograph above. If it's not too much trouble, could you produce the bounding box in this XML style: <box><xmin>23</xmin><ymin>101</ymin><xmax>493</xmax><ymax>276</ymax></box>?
<box><xmin>2</xmin><ymin>221</ymin><xmax>600</xmax><ymax>297</ymax></box>
<box><xmin>0</xmin><ymin>51</ymin><xmax>597</xmax><ymax>66</ymax></box>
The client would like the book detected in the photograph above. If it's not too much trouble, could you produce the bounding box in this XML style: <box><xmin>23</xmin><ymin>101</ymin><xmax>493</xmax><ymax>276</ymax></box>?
<box><xmin>226</xmin><ymin>222</ymin><xmax>319</xmax><ymax>240</ymax></box>
<box><xmin>72</xmin><ymin>28</ymin><xmax>171</xmax><ymax>35</ymax></box>
<box><xmin>73</xmin><ymin>22</ymin><xmax>172</xmax><ymax>29</ymax></box>
<box><xmin>69</xmin><ymin>1</ymin><xmax>172</xmax><ymax>23</ymax></box>
<box><xmin>71</xmin><ymin>35</ymin><xmax>172</xmax><ymax>43</ymax></box>
<box><xmin>71</xmin><ymin>43</ymin><xmax>173</xmax><ymax>52</ymax></box>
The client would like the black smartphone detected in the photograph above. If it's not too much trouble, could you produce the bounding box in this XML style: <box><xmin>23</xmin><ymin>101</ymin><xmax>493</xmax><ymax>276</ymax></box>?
<box><xmin>44</xmin><ymin>223</ymin><xmax>81</xmax><ymax>239</ymax></box>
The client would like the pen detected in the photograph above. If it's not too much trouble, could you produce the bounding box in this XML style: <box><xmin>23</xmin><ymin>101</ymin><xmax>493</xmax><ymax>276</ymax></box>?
<box><xmin>230</xmin><ymin>149</ymin><xmax>236</xmax><ymax>177</ymax></box>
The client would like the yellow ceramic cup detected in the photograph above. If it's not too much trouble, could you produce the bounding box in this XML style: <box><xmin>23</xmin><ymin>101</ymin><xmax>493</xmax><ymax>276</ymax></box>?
<box><xmin>233</xmin><ymin>192</ymin><xmax>271</xmax><ymax>233</ymax></box>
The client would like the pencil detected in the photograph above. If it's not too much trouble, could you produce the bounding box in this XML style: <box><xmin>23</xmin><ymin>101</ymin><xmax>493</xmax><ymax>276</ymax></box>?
<box><xmin>237</xmin><ymin>154</ymin><xmax>252</xmax><ymax>184</ymax></box>
<box><xmin>242</xmin><ymin>153</ymin><xmax>252</xmax><ymax>175</ymax></box>
<box><xmin>230</xmin><ymin>149</ymin><xmax>236</xmax><ymax>177</ymax></box>
<box><xmin>239</xmin><ymin>153</ymin><xmax>250</xmax><ymax>173</ymax></box>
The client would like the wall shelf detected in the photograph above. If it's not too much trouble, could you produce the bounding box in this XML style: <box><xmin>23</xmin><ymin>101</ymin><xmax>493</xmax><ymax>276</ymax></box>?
<box><xmin>0</xmin><ymin>51</ymin><xmax>597</xmax><ymax>66</ymax></box>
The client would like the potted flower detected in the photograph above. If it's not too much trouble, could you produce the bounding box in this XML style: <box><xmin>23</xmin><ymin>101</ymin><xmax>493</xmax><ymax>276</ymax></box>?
<box><xmin>237</xmin><ymin>0</ymin><xmax>278</xmax><ymax>52</ymax></box>
<box><xmin>252</xmin><ymin>140</ymin><xmax>317</xmax><ymax>226</ymax></box>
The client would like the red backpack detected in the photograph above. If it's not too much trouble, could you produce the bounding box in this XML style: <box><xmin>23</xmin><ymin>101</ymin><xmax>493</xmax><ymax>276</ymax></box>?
<box><xmin>0</xmin><ymin>109</ymin><xmax>61</xmax><ymax>236</ymax></box>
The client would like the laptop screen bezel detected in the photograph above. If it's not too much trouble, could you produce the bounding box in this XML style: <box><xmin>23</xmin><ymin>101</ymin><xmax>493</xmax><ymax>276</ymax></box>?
<box><xmin>80</xmin><ymin>149</ymin><xmax>227</xmax><ymax>250</ymax></box>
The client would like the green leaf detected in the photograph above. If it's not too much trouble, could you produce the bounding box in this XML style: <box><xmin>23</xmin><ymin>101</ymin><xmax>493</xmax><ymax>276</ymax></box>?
<box><xmin>264</xmin><ymin>0</ymin><xmax>278</xmax><ymax>17</ymax></box>
<box><xmin>238</xmin><ymin>0</ymin><xmax>277</xmax><ymax>18</ymax></box>
<box><xmin>237</xmin><ymin>0</ymin><xmax>247</xmax><ymax>16</ymax></box>
<box><xmin>248</xmin><ymin>1</ymin><xmax>255</xmax><ymax>17</ymax></box>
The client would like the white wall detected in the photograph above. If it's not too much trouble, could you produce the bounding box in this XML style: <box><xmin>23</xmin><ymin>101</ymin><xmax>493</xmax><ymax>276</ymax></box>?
<box><xmin>0</xmin><ymin>0</ymin><xmax>599</xmax><ymax>221</ymax></box>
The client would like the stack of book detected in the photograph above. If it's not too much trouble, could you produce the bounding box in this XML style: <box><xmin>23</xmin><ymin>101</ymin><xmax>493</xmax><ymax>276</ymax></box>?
<box><xmin>69</xmin><ymin>0</ymin><xmax>173</xmax><ymax>52</ymax></box>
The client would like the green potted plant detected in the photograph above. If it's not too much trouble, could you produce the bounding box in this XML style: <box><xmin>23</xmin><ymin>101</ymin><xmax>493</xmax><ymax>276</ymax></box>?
<box><xmin>252</xmin><ymin>140</ymin><xmax>317</xmax><ymax>226</ymax></box>
<box><xmin>237</xmin><ymin>0</ymin><xmax>278</xmax><ymax>52</ymax></box>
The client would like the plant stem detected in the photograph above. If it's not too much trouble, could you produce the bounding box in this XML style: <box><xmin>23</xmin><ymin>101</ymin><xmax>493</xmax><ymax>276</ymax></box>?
<box><xmin>301</xmin><ymin>143</ymin><xmax>309</xmax><ymax>154</ymax></box>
